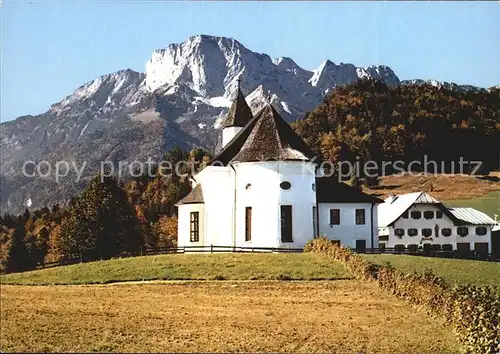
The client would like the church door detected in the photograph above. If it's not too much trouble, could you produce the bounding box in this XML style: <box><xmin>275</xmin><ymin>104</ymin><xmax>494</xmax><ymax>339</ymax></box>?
<box><xmin>281</xmin><ymin>205</ymin><xmax>293</xmax><ymax>243</ymax></box>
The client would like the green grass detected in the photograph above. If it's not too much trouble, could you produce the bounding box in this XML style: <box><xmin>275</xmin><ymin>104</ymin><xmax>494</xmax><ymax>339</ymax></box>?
<box><xmin>445</xmin><ymin>190</ymin><xmax>500</xmax><ymax>218</ymax></box>
<box><xmin>1</xmin><ymin>253</ymin><xmax>351</xmax><ymax>285</ymax></box>
<box><xmin>361</xmin><ymin>254</ymin><xmax>500</xmax><ymax>287</ymax></box>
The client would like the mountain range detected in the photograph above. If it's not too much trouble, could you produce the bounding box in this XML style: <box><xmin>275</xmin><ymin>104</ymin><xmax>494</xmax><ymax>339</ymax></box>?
<box><xmin>0</xmin><ymin>34</ymin><xmax>492</xmax><ymax>214</ymax></box>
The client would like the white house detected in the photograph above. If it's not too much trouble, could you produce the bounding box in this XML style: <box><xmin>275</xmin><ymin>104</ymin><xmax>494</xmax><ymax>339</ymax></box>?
<box><xmin>378</xmin><ymin>192</ymin><xmax>497</xmax><ymax>254</ymax></box>
<box><xmin>176</xmin><ymin>84</ymin><xmax>382</xmax><ymax>250</ymax></box>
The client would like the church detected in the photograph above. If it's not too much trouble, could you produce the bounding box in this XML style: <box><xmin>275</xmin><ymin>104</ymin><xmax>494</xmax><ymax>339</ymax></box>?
<box><xmin>176</xmin><ymin>84</ymin><xmax>383</xmax><ymax>251</ymax></box>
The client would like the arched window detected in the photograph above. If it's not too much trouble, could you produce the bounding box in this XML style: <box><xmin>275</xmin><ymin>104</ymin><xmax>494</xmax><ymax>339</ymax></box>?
<box><xmin>457</xmin><ymin>227</ymin><xmax>469</xmax><ymax>237</ymax></box>
<box><xmin>441</xmin><ymin>228</ymin><xmax>452</xmax><ymax>237</ymax></box>
<box><xmin>394</xmin><ymin>229</ymin><xmax>405</xmax><ymax>237</ymax></box>
<box><xmin>423</xmin><ymin>211</ymin><xmax>434</xmax><ymax>219</ymax></box>
<box><xmin>422</xmin><ymin>228</ymin><xmax>432</xmax><ymax>237</ymax></box>
<box><xmin>411</xmin><ymin>211</ymin><xmax>422</xmax><ymax>219</ymax></box>
<box><xmin>475</xmin><ymin>227</ymin><xmax>487</xmax><ymax>236</ymax></box>
<box><xmin>408</xmin><ymin>228</ymin><xmax>418</xmax><ymax>237</ymax></box>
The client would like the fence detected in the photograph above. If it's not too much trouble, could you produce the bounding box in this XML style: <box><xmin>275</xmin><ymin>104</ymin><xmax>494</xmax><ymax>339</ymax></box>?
<box><xmin>33</xmin><ymin>244</ymin><xmax>499</xmax><ymax>271</ymax></box>
<box><xmin>356</xmin><ymin>247</ymin><xmax>500</xmax><ymax>262</ymax></box>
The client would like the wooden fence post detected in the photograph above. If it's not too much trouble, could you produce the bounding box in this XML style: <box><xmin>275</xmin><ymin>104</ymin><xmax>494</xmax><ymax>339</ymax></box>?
<box><xmin>211</xmin><ymin>244</ymin><xmax>213</xmax><ymax>254</ymax></box>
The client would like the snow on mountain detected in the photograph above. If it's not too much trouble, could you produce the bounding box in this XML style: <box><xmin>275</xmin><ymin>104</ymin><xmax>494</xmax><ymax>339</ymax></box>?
<box><xmin>2</xmin><ymin>34</ymin><xmax>485</xmax><ymax>214</ymax></box>
<box><xmin>309</xmin><ymin>60</ymin><xmax>400</xmax><ymax>94</ymax></box>
<box><xmin>400</xmin><ymin>79</ymin><xmax>486</xmax><ymax>92</ymax></box>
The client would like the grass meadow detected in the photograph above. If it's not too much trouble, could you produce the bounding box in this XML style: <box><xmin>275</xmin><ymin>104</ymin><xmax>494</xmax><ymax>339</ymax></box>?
<box><xmin>1</xmin><ymin>253</ymin><xmax>350</xmax><ymax>285</ymax></box>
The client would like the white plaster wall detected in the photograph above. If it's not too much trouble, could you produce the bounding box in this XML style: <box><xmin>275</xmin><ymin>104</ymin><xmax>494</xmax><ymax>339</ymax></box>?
<box><xmin>233</xmin><ymin>161</ymin><xmax>317</xmax><ymax>248</ymax></box>
<box><xmin>222</xmin><ymin>127</ymin><xmax>242</xmax><ymax>148</ymax></box>
<box><xmin>383</xmin><ymin>204</ymin><xmax>492</xmax><ymax>252</ymax></box>
<box><xmin>318</xmin><ymin>203</ymin><xmax>377</xmax><ymax>248</ymax></box>
<box><xmin>178</xmin><ymin>203</ymin><xmax>206</xmax><ymax>248</ymax></box>
<box><xmin>194</xmin><ymin>166</ymin><xmax>235</xmax><ymax>246</ymax></box>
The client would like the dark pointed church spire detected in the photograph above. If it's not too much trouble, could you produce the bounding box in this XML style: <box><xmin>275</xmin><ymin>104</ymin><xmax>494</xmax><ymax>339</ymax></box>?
<box><xmin>222</xmin><ymin>77</ymin><xmax>253</xmax><ymax>129</ymax></box>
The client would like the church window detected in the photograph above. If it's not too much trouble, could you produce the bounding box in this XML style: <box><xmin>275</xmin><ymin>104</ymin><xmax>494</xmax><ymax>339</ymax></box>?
<box><xmin>245</xmin><ymin>207</ymin><xmax>252</xmax><ymax>242</ymax></box>
<box><xmin>329</xmin><ymin>209</ymin><xmax>340</xmax><ymax>225</ymax></box>
<box><xmin>280</xmin><ymin>181</ymin><xmax>291</xmax><ymax>190</ymax></box>
<box><xmin>190</xmin><ymin>212</ymin><xmax>199</xmax><ymax>242</ymax></box>
<box><xmin>281</xmin><ymin>205</ymin><xmax>293</xmax><ymax>243</ymax></box>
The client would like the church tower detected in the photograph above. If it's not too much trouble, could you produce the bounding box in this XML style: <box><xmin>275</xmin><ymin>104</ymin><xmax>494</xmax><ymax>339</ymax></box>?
<box><xmin>221</xmin><ymin>79</ymin><xmax>253</xmax><ymax>148</ymax></box>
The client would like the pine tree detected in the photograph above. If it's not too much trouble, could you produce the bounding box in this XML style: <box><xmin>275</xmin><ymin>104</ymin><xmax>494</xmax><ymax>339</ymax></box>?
<box><xmin>59</xmin><ymin>175</ymin><xmax>143</xmax><ymax>261</ymax></box>
<box><xmin>5</xmin><ymin>226</ymin><xmax>29</xmax><ymax>273</ymax></box>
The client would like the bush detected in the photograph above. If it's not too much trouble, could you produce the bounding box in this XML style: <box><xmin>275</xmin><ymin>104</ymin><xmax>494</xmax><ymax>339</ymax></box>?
<box><xmin>305</xmin><ymin>237</ymin><xmax>500</xmax><ymax>353</ymax></box>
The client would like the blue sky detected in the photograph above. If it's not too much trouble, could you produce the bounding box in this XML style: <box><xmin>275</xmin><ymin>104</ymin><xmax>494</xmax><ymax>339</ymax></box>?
<box><xmin>1</xmin><ymin>1</ymin><xmax>499</xmax><ymax>122</ymax></box>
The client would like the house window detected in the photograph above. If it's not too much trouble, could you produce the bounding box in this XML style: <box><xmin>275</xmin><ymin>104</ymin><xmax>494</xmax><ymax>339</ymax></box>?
<box><xmin>436</xmin><ymin>211</ymin><xmax>443</xmax><ymax>219</ymax></box>
<box><xmin>280</xmin><ymin>205</ymin><xmax>293</xmax><ymax>243</ymax></box>
<box><xmin>408</xmin><ymin>228</ymin><xmax>418</xmax><ymax>237</ymax></box>
<box><xmin>395</xmin><ymin>229</ymin><xmax>405</xmax><ymax>237</ymax></box>
<box><xmin>475</xmin><ymin>227</ymin><xmax>487</xmax><ymax>236</ymax></box>
<box><xmin>474</xmin><ymin>243</ymin><xmax>488</xmax><ymax>255</ymax></box>
<box><xmin>422</xmin><ymin>228</ymin><xmax>432</xmax><ymax>237</ymax></box>
<box><xmin>355</xmin><ymin>209</ymin><xmax>366</xmax><ymax>225</ymax></box>
<box><xmin>402</xmin><ymin>211</ymin><xmax>409</xmax><ymax>219</ymax></box>
<box><xmin>329</xmin><ymin>209</ymin><xmax>340</xmax><ymax>225</ymax></box>
<box><xmin>410</xmin><ymin>211</ymin><xmax>422</xmax><ymax>219</ymax></box>
<box><xmin>442</xmin><ymin>244</ymin><xmax>453</xmax><ymax>251</ymax></box>
<box><xmin>423</xmin><ymin>211</ymin><xmax>434</xmax><ymax>219</ymax></box>
<box><xmin>190</xmin><ymin>212</ymin><xmax>199</xmax><ymax>242</ymax></box>
<box><xmin>456</xmin><ymin>242</ymin><xmax>470</xmax><ymax>253</ymax></box>
<box><xmin>441</xmin><ymin>228</ymin><xmax>452</xmax><ymax>237</ymax></box>
<box><xmin>379</xmin><ymin>235</ymin><xmax>389</xmax><ymax>241</ymax></box>
<box><xmin>245</xmin><ymin>207</ymin><xmax>252</xmax><ymax>242</ymax></box>
<box><xmin>457</xmin><ymin>227</ymin><xmax>469</xmax><ymax>237</ymax></box>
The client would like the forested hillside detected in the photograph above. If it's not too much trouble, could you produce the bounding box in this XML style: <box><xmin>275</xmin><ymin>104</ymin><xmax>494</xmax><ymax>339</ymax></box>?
<box><xmin>293</xmin><ymin>80</ymin><xmax>500</xmax><ymax>174</ymax></box>
<box><xmin>0</xmin><ymin>148</ymin><xmax>211</xmax><ymax>273</ymax></box>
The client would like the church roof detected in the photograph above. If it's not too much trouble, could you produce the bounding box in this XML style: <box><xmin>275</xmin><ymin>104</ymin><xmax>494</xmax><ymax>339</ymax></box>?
<box><xmin>222</xmin><ymin>87</ymin><xmax>253</xmax><ymax>128</ymax></box>
<box><xmin>316</xmin><ymin>177</ymin><xmax>384</xmax><ymax>204</ymax></box>
<box><xmin>176</xmin><ymin>184</ymin><xmax>204</xmax><ymax>205</ymax></box>
<box><xmin>212</xmin><ymin>104</ymin><xmax>315</xmax><ymax>165</ymax></box>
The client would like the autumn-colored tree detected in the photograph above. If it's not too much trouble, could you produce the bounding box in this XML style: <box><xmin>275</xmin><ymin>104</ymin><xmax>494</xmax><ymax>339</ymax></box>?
<box><xmin>156</xmin><ymin>215</ymin><xmax>178</xmax><ymax>249</ymax></box>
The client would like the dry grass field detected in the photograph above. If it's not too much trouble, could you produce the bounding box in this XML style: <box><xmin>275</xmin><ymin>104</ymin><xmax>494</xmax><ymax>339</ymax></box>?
<box><xmin>0</xmin><ymin>280</ymin><xmax>460</xmax><ymax>353</ymax></box>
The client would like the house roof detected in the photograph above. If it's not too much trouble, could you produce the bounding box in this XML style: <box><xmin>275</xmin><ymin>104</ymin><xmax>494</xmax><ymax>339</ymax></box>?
<box><xmin>175</xmin><ymin>184</ymin><xmax>204</xmax><ymax>205</ymax></box>
<box><xmin>378</xmin><ymin>192</ymin><xmax>448</xmax><ymax>227</ymax></box>
<box><xmin>222</xmin><ymin>86</ymin><xmax>253</xmax><ymax>129</ymax></box>
<box><xmin>316</xmin><ymin>178</ymin><xmax>384</xmax><ymax>204</ymax></box>
<box><xmin>448</xmin><ymin>207</ymin><xmax>496</xmax><ymax>225</ymax></box>
<box><xmin>211</xmin><ymin>104</ymin><xmax>315</xmax><ymax>165</ymax></box>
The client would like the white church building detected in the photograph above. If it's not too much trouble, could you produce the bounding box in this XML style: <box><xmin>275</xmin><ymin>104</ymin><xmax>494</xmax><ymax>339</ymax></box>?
<box><xmin>176</xmin><ymin>85</ymin><xmax>383</xmax><ymax>251</ymax></box>
<box><xmin>378</xmin><ymin>192</ymin><xmax>497</xmax><ymax>254</ymax></box>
